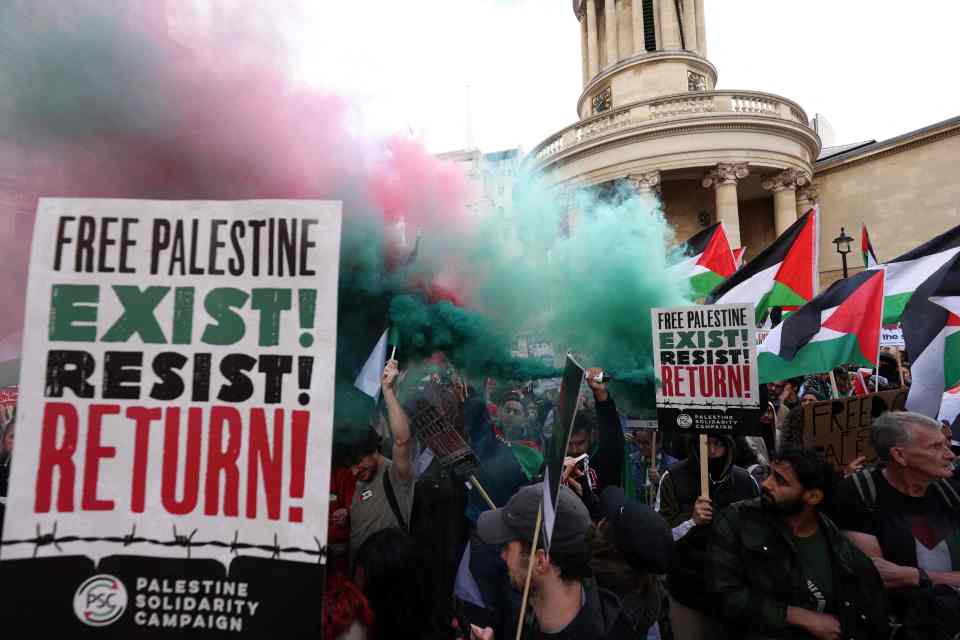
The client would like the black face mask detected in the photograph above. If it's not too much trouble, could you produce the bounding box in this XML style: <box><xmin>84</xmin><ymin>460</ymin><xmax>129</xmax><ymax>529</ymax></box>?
<box><xmin>708</xmin><ymin>456</ymin><xmax>726</xmax><ymax>477</ymax></box>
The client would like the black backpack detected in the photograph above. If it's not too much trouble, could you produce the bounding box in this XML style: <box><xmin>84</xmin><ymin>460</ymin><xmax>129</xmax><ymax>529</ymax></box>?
<box><xmin>848</xmin><ymin>468</ymin><xmax>960</xmax><ymax>512</ymax></box>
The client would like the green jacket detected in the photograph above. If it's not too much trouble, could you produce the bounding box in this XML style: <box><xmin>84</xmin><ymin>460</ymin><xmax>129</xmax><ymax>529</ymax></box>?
<box><xmin>707</xmin><ymin>498</ymin><xmax>888</xmax><ymax>640</ymax></box>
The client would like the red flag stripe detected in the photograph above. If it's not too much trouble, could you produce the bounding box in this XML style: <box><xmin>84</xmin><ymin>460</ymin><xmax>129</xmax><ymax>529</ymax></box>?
<box><xmin>775</xmin><ymin>208</ymin><xmax>817</xmax><ymax>301</ymax></box>
<box><xmin>696</xmin><ymin>224</ymin><xmax>737</xmax><ymax>278</ymax></box>
<box><xmin>821</xmin><ymin>270</ymin><xmax>885</xmax><ymax>364</ymax></box>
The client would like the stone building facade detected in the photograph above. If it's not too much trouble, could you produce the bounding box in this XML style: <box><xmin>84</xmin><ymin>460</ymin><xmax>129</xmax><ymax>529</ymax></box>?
<box><xmin>527</xmin><ymin>0</ymin><xmax>960</xmax><ymax>288</ymax></box>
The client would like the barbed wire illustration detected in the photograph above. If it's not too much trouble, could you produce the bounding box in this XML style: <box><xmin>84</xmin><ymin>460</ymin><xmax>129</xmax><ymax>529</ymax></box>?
<box><xmin>0</xmin><ymin>522</ymin><xmax>326</xmax><ymax>562</ymax></box>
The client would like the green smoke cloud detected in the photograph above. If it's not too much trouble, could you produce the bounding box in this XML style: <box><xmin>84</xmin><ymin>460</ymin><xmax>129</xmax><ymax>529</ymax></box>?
<box><xmin>389</xmin><ymin>174</ymin><xmax>691</xmax><ymax>415</ymax></box>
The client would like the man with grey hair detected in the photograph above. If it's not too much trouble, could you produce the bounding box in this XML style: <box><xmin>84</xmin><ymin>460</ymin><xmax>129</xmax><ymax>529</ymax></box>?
<box><xmin>831</xmin><ymin>411</ymin><xmax>960</xmax><ymax>638</ymax></box>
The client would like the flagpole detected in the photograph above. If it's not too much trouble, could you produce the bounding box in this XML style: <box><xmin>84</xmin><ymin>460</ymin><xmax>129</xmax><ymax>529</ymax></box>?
<box><xmin>829</xmin><ymin>370</ymin><xmax>840</xmax><ymax>399</ymax></box>
<box><xmin>469</xmin><ymin>475</ymin><xmax>497</xmax><ymax>511</ymax></box>
<box><xmin>875</xmin><ymin>269</ymin><xmax>886</xmax><ymax>393</ymax></box>
<box><xmin>515</xmin><ymin>503</ymin><xmax>543</xmax><ymax>640</ymax></box>
<box><xmin>895</xmin><ymin>349</ymin><xmax>907</xmax><ymax>389</ymax></box>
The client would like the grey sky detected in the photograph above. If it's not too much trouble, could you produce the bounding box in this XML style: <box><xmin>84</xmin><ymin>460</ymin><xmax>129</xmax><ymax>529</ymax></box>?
<box><xmin>295</xmin><ymin>1</ymin><xmax>960</xmax><ymax>155</ymax></box>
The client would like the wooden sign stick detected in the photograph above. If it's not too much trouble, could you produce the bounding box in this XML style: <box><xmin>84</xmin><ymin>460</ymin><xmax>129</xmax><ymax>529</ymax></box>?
<box><xmin>469</xmin><ymin>474</ymin><xmax>497</xmax><ymax>511</ymax></box>
<box><xmin>515</xmin><ymin>504</ymin><xmax>543</xmax><ymax>640</ymax></box>
<box><xmin>699</xmin><ymin>434</ymin><xmax>709</xmax><ymax>497</ymax></box>
<box><xmin>650</xmin><ymin>431</ymin><xmax>658</xmax><ymax>507</ymax></box>
<box><xmin>895</xmin><ymin>350</ymin><xmax>907</xmax><ymax>389</ymax></box>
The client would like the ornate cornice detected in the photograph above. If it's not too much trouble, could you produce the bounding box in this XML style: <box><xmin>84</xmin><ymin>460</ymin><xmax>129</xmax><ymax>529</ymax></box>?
<box><xmin>761</xmin><ymin>168</ymin><xmax>811</xmax><ymax>192</ymax></box>
<box><xmin>797</xmin><ymin>183</ymin><xmax>820</xmax><ymax>204</ymax></box>
<box><xmin>628</xmin><ymin>170</ymin><xmax>661</xmax><ymax>192</ymax></box>
<box><xmin>702</xmin><ymin>163</ymin><xmax>750</xmax><ymax>188</ymax></box>
<box><xmin>530</xmin><ymin>117</ymin><xmax>820</xmax><ymax>175</ymax></box>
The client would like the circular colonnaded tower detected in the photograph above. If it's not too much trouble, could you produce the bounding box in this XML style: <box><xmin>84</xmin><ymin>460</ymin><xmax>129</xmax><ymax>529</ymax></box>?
<box><xmin>527</xmin><ymin>0</ymin><xmax>821</xmax><ymax>254</ymax></box>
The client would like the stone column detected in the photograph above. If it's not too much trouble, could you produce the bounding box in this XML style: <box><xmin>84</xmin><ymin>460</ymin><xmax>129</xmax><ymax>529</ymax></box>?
<box><xmin>762</xmin><ymin>169</ymin><xmax>811</xmax><ymax>236</ymax></box>
<box><xmin>702</xmin><ymin>163</ymin><xmax>749</xmax><ymax>250</ymax></box>
<box><xmin>682</xmin><ymin>0</ymin><xmax>697</xmax><ymax>51</ymax></box>
<box><xmin>586</xmin><ymin>0</ymin><xmax>600</xmax><ymax>77</ymax></box>
<box><xmin>581</xmin><ymin>15</ymin><xmax>590</xmax><ymax>86</ymax></box>
<box><xmin>659</xmin><ymin>0</ymin><xmax>681</xmax><ymax>49</ymax></box>
<box><xmin>604</xmin><ymin>0</ymin><xmax>618</xmax><ymax>67</ymax></box>
<box><xmin>694</xmin><ymin>0</ymin><xmax>706</xmax><ymax>57</ymax></box>
<box><xmin>632</xmin><ymin>0</ymin><xmax>645</xmax><ymax>54</ymax></box>
<box><xmin>797</xmin><ymin>183</ymin><xmax>820</xmax><ymax>216</ymax></box>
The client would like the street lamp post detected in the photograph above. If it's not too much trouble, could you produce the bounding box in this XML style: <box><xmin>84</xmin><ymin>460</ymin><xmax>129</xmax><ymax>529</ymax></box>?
<box><xmin>833</xmin><ymin>227</ymin><xmax>854</xmax><ymax>279</ymax></box>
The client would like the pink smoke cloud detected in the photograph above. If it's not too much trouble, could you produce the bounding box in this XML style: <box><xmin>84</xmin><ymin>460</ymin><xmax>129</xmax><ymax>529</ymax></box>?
<box><xmin>0</xmin><ymin>2</ymin><xmax>471</xmax><ymax>342</ymax></box>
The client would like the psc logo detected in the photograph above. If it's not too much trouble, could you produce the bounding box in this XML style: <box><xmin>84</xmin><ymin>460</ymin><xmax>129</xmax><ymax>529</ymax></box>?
<box><xmin>73</xmin><ymin>574</ymin><xmax>128</xmax><ymax>627</ymax></box>
<box><xmin>676</xmin><ymin>413</ymin><xmax>694</xmax><ymax>428</ymax></box>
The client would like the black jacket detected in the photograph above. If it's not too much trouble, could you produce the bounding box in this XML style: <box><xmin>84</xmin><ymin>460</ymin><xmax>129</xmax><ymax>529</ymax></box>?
<box><xmin>708</xmin><ymin>498</ymin><xmax>889</xmax><ymax>640</ymax></box>
<box><xmin>525</xmin><ymin>579</ymin><xmax>635</xmax><ymax>640</ymax></box>
<box><xmin>659</xmin><ymin>435</ymin><xmax>759</xmax><ymax>609</ymax></box>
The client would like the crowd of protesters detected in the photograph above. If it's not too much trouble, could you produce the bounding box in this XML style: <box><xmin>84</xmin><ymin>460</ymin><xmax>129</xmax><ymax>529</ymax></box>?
<box><xmin>317</xmin><ymin>346</ymin><xmax>960</xmax><ymax>640</ymax></box>
<box><xmin>0</xmin><ymin>344</ymin><xmax>950</xmax><ymax>639</ymax></box>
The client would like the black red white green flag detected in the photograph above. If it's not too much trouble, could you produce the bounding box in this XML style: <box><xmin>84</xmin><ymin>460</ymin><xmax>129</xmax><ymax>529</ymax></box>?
<box><xmin>707</xmin><ymin>207</ymin><xmax>819</xmax><ymax>324</ymax></box>
<box><xmin>758</xmin><ymin>269</ymin><xmax>884</xmax><ymax>383</ymax></box>
<box><xmin>872</xmin><ymin>223</ymin><xmax>960</xmax><ymax>324</ymax></box>
<box><xmin>862</xmin><ymin>224</ymin><xmax>879</xmax><ymax>268</ymax></box>
<box><xmin>669</xmin><ymin>222</ymin><xmax>737</xmax><ymax>299</ymax></box>
<box><xmin>903</xmin><ymin>253</ymin><xmax>960</xmax><ymax>417</ymax></box>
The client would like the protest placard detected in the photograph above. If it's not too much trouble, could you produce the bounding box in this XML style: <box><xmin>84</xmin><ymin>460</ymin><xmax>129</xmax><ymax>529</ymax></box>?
<box><xmin>542</xmin><ymin>354</ymin><xmax>584</xmax><ymax>551</ymax></box>
<box><xmin>0</xmin><ymin>199</ymin><xmax>341</xmax><ymax>636</ymax></box>
<box><xmin>880</xmin><ymin>324</ymin><xmax>905</xmax><ymax>348</ymax></box>
<box><xmin>0</xmin><ymin>385</ymin><xmax>17</xmax><ymax>424</ymax></box>
<box><xmin>803</xmin><ymin>389</ymin><xmax>907</xmax><ymax>470</ymax></box>
<box><xmin>651</xmin><ymin>303</ymin><xmax>762</xmax><ymax>435</ymax></box>
<box><xmin>408</xmin><ymin>383</ymin><xmax>480</xmax><ymax>480</ymax></box>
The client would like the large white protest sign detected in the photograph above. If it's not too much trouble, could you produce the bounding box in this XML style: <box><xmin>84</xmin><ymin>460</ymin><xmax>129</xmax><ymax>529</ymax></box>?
<box><xmin>651</xmin><ymin>303</ymin><xmax>762</xmax><ymax>435</ymax></box>
<box><xmin>0</xmin><ymin>199</ymin><xmax>340</xmax><ymax>636</ymax></box>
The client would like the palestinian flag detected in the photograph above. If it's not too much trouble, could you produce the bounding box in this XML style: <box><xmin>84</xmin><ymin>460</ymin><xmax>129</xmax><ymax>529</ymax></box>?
<box><xmin>938</xmin><ymin>384</ymin><xmax>960</xmax><ymax>430</ymax></box>
<box><xmin>862</xmin><ymin>224</ymin><xmax>879</xmax><ymax>268</ymax></box>
<box><xmin>708</xmin><ymin>207</ymin><xmax>819</xmax><ymax>324</ymax></box>
<box><xmin>669</xmin><ymin>222</ymin><xmax>737</xmax><ymax>298</ymax></box>
<box><xmin>872</xmin><ymin>223</ymin><xmax>960</xmax><ymax>324</ymax></box>
<box><xmin>732</xmin><ymin>247</ymin><xmax>746</xmax><ymax>269</ymax></box>
<box><xmin>903</xmin><ymin>254</ymin><xmax>960</xmax><ymax>417</ymax></box>
<box><xmin>758</xmin><ymin>269</ymin><xmax>884</xmax><ymax>383</ymax></box>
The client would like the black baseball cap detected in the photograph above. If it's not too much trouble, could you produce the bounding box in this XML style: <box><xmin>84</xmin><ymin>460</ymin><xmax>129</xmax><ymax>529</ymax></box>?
<box><xmin>476</xmin><ymin>483</ymin><xmax>590</xmax><ymax>554</ymax></box>
<box><xmin>599</xmin><ymin>485</ymin><xmax>672</xmax><ymax>574</ymax></box>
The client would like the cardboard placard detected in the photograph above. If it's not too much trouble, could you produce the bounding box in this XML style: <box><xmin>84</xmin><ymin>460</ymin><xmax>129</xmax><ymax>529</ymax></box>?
<box><xmin>0</xmin><ymin>199</ymin><xmax>341</xmax><ymax>637</ymax></box>
<box><xmin>802</xmin><ymin>389</ymin><xmax>908</xmax><ymax>469</ymax></box>
<box><xmin>652</xmin><ymin>304</ymin><xmax>762</xmax><ymax>435</ymax></box>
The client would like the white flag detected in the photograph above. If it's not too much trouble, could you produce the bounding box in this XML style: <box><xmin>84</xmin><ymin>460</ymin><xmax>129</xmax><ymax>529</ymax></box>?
<box><xmin>354</xmin><ymin>329</ymin><xmax>389</xmax><ymax>399</ymax></box>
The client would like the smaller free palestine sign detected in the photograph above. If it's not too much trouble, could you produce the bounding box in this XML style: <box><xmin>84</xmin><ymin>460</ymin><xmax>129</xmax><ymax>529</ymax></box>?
<box><xmin>651</xmin><ymin>303</ymin><xmax>762</xmax><ymax>436</ymax></box>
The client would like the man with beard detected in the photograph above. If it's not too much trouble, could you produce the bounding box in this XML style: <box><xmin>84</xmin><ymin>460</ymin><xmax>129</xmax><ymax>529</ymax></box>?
<box><xmin>472</xmin><ymin>483</ymin><xmax>634</xmax><ymax>639</ymax></box>
<box><xmin>707</xmin><ymin>448</ymin><xmax>887</xmax><ymax>640</ymax></box>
